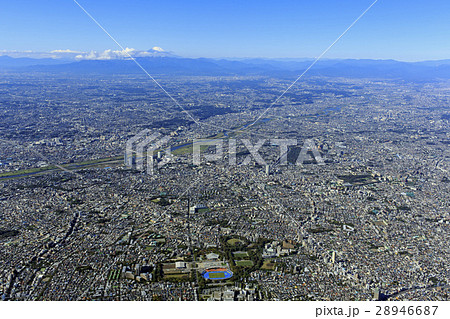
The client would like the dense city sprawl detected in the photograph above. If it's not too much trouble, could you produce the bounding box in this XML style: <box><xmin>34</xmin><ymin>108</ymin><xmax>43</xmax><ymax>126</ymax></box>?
<box><xmin>0</xmin><ymin>74</ymin><xmax>449</xmax><ymax>300</ymax></box>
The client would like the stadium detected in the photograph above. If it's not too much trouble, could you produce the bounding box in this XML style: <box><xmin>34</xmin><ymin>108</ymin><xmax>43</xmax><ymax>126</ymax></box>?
<box><xmin>202</xmin><ymin>267</ymin><xmax>233</xmax><ymax>280</ymax></box>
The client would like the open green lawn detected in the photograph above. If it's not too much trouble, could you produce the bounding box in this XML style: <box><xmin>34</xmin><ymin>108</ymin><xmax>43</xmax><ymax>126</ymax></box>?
<box><xmin>232</xmin><ymin>251</ymin><xmax>249</xmax><ymax>258</ymax></box>
<box><xmin>170</xmin><ymin>145</ymin><xmax>193</xmax><ymax>155</ymax></box>
<box><xmin>170</xmin><ymin>144</ymin><xmax>209</xmax><ymax>156</ymax></box>
<box><xmin>0</xmin><ymin>155</ymin><xmax>124</xmax><ymax>180</ymax></box>
<box><xmin>261</xmin><ymin>260</ymin><xmax>276</xmax><ymax>270</ymax></box>
<box><xmin>0</xmin><ymin>166</ymin><xmax>56</xmax><ymax>177</ymax></box>
<box><xmin>235</xmin><ymin>260</ymin><xmax>254</xmax><ymax>267</ymax></box>
<box><xmin>164</xmin><ymin>273</ymin><xmax>189</xmax><ymax>279</ymax></box>
<box><xmin>227</xmin><ymin>238</ymin><xmax>245</xmax><ymax>246</ymax></box>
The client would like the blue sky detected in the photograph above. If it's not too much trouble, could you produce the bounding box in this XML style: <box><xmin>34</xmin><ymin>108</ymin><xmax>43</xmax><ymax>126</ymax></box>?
<box><xmin>1</xmin><ymin>0</ymin><xmax>449</xmax><ymax>61</ymax></box>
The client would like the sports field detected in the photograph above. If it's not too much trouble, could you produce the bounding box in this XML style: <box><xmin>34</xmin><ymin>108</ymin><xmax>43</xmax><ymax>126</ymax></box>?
<box><xmin>232</xmin><ymin>251</ymin><xmax>249</xmax><ymax>258</ymax></box>
<box><xmin>209</xmin><ymin>272</ymin><xmax>226</xmax><ymax>279</ymax></box>
<box><xmin>235</xmin><ymin>260</ymin><xmax>254</xmax><ymax>267</ymax></box>
<box><xmin>202</xmin><ymin>268</ymin><xmax>233</xmax><ymax>280</ymax></box>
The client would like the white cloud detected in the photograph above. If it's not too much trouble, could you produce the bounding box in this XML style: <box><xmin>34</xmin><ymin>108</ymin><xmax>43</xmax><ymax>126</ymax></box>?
<box><xmin>1</xmin><ymin>47</ymin><xmax>172</xmax><ymax>60</ymax></box>
<box><xmin>74</xmin><ymin>47</ymin><xmax>171</xmax><ymax>60</ymax></box>
<box><xmin>50</xmin><ymin>49</ymin><xmax>83</xmax><ymax>54</ymax></box>
<box><xmin>75</xmin><ymin>48</ymin><xmax>130</xmax><ymax>60</ymax></box>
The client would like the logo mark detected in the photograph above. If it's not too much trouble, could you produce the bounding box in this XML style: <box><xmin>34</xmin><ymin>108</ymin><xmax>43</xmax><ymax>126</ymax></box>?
<box><xmin>125</xmin><ymin>129</ymin><xmax>172</xmax><ymax>174</ymax></box>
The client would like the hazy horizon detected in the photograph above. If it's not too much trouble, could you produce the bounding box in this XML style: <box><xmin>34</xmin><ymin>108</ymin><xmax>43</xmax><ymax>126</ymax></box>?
<box><xmin>1</xmin><ymin>49</ymin><xmax>449</xmax><ymax>63</ymax></box>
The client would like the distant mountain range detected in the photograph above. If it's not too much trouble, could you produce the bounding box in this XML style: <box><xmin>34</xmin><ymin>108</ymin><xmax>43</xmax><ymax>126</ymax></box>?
<box><xmin>1</xmin><ymin>55</ymin><xmax>450</xmax><ymax>80</ymax></box>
